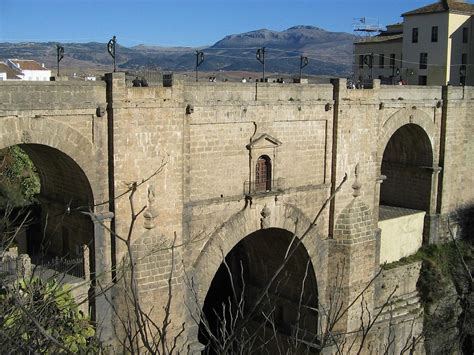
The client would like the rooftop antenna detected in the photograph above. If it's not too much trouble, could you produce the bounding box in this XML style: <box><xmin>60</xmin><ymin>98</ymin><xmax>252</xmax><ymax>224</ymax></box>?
<box><xmin>352</xmin><ymin>17</ymin><xmax>384</xmax><ymax>37</ymax></box>
<box><xmin>256</xmin><ymin>47</ymin><xmax>266</xmax><ymax>82</ymax></box>
<box><xmin>299</xmin><ymin>55</ymin><xmax>309</xmax><ymax>81</ymax></box>
<box><xmin>195</xmin><ymin>51</ymin><xmax>204</xmax><ymax>82</ymax></box>
<box><xmin>107</xmin><ymin>35</ymin><xmax>117</xmax><ymax>72</ymax></box>
<box><xmin>352</xmin><ymin>17</ymin><xmax>383</xmax><ymax>81</ymax></box>
<box><xmin>56</xmin><ymin>44</ymin><xmax>64</xmax><ymax>77</ymax></box>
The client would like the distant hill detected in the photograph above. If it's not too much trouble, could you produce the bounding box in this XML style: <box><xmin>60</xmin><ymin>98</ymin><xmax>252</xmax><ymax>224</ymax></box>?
<box><xmin>0</xmin><ymin>26</ymin><xmax>353</xmax><ymax>76</ymax></box>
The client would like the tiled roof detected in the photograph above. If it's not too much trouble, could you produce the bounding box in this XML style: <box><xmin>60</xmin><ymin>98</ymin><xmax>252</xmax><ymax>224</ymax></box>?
<box><xmin>9</xmin><ymin>59</ymin><xmax>49</xmax><ymax>71</ymax></box>
<box><xmin>355</xmin><ymin>34</ymin><xmax>403</xmax><ymax>44</ymax></box>
<box><xmin>0</xmin><ymin>63</ymin><xmax>21</xmax><ymax>79</ymax></box>
<box><xmin>402</xmin><ymin>1</ymin><xmax>474</xmax><ymax>16</ymax></box>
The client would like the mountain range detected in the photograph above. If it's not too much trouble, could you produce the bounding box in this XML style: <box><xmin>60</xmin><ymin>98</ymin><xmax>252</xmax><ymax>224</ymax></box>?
<box><xmin>0</xmin><ymin>26</ymin><xmax>354</xmax><ymax>76</ymax></box>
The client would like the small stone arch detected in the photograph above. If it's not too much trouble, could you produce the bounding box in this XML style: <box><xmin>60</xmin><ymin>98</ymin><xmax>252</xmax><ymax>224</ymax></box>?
<box><xmin>378</xmin><ymin>107</ymin><xmax>437</xmax><ymax>167</ymax></box>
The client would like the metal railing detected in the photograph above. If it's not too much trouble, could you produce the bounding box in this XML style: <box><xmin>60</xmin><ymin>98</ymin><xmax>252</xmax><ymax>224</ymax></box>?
<box><xmin>32</xmin><ymin>256</ymin><xmax>85</xmax><ymax>278</ymax></box>
<box><xmin>244</xmin><ymin>178</ymin><xmax>285</xmax><ymax>196</ymax></box>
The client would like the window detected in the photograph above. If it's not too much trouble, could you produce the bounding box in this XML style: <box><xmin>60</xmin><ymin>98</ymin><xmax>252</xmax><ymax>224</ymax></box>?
<box><xmin>412</xmin><ymin>28</ymin><xmax>418</xmax><ymax>43</ymax></box>
<box><xmin>419</xmin><ymin>52</ymin><xmax>428</xmax><ymax>69</ymax></box>
<box><xmin>431</xmin><ymin>26</ymin><xmax>438</xmax><ymax>42</ymax></box>
<box><xmin>379</xmin><ymin>54</ymin><xmax>385</xmax><ymax>68</ymax></box>
<box><xmin>463</xmin><ymin>27</ymin><xmax>469</xmax><ymax>43</ymax></box>
<box><xmin>390</xmin><ymin>54</ymin><xmax>396</xmax><ymax>68</ymax></box>
<box><xmin>418</xmin><ymin>75</ymin><xmax>427</xmax><ymax>86</ymax></box>
<box><xmin>255</xmin><ymin>155</ymin><xmax>272</xmax><ymax>192</ymax></box>
<box><xmin>359</xmin><ymin>54</ymin><xmax>364</xmax><ymax>68</ymax></box>
<box><xmin>461</xmin><ymin>54</ymin><xmax>467</xmax><ymax>86</ymax></box>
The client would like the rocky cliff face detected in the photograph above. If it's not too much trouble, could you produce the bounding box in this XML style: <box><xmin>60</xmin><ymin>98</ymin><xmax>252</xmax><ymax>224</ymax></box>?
<box><xmin>417</xmin><ymin>241</ymin><xmax>474</xmax><ymax>355</ymax></box>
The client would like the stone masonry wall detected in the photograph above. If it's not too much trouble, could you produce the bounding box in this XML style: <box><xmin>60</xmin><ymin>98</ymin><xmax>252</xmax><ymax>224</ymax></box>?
<box><xmin>1</xmin><ymin>77</ymin><xmax>473</xmax><ymax>351</ymax></box>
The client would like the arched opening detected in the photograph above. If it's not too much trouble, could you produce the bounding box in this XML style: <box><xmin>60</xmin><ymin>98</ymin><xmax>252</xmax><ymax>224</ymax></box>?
<box><xmin>0</xmin><ymin>143</ymin><xmax>95</xmax><ymax>281</ymax></box>
<box><xmin>198</xmin><ymin>228</ymin><xmax>319</xmax><ymax>353</ymax></box>
<box><xmin>379</xmin><ymin>124</ymin><xmax>434</xmax><ymax>261</ymax></box>
<box><xmin>380</xmin><ymin>124</ymin><xmax>433</xmax><ymax>211</ymax></box>
<box><xmin>255</xmin><ymin>155</ymin><xmax>272</xmax><ymax>193</ymax></box>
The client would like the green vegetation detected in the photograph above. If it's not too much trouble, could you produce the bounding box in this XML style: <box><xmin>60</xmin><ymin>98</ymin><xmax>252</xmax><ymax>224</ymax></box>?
<box><xmin>383</xmin><ymin>242</ymin><xmax>474</xmax><ymax>303</ymax></box>
<box><xmin>384</xmin><ymin>239</ymin><xmax>474</xmax><ymax>353</ymax></box>
<box><xmin>0</xmin><ymin>277</ymin><xmax>100</xmax><ymax>353</ymax></box>
<box><xmin>0</xmin><ymin>146</ymin><xmax>40</xmax><ymax>207</ymax></box>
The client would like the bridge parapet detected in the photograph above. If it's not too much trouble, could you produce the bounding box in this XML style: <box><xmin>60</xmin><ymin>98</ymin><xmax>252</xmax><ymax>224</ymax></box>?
<box><xmin>183</xmin><ymin>82</ymin><xmax>333</xmax><ymax>103</ymax></box>
<box><xmin>379</xmin><ymin>85</ymin><xmax>442</xmax><ymax>102</ymax></box>
<box><xmin>0</xmin><ymin>80</ymin><xmax>106</xmax><ymax>111</ymax></box>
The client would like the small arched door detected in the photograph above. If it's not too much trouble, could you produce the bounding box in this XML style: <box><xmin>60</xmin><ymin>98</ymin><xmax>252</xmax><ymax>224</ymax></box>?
<box><xmin>255</xmin><ymin>155</ymin><xmax>272</xmax><ymax>192</ymax></box>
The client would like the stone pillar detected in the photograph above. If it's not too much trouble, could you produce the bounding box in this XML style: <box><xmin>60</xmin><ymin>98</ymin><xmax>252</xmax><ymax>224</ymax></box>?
<box><xmin>328</xmin><ymin>168</ymin><xmax>377</xmax><ymax>336</ymax></box>
<box><xmin>16</xmin><ymin>254</ymin><xmax>31</xmax><ymax>280</ymax></box>
<box><xmin>82</xmin><ymin>244</ymin><xmax>90</xmax><ymax>282</ymax></box>
<box><xmin>373</xmin><ymin>174</ymin><xmax>386</xmax><ymax>224</ymax></box>
<box><xmin>424</xmin><ymin>166</ymin><xmax>442</xmax><ymax>244</ymax></box>
<box><xmin>92</xmin><ymin>211</ymin><xmax>114</xmax><ymax>345</ymax></box>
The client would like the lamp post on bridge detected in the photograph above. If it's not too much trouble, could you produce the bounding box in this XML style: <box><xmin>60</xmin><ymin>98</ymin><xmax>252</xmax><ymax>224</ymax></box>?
<box><xmin>195</xmin><ymin>51</ymin><xmax>204</xmax><ymax>82</ymax></box>
<box><xmin>299</xmin><ymin>55</ymin><xmax>309</xmax><ymax>81</ymax></box>
<box><xmin>256</xmin><ymin>47</ymin><xmax>266</xmax><ymax>82</ymax></box>
<box><xmin>56</xmin><ymin>44</ymin><xmax>64</xmax><ymax>77</ymax></box>
<box><xmin>107</xmin><ymin>36</ymin><xmax>117</xmax><ymax>72</ymax></box>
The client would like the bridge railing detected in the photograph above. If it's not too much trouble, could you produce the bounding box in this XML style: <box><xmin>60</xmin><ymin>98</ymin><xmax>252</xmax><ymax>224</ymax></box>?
<box><xmin>243</xmin><ymin>178</ymin><xmax>285</xmax><ymax>196</ymax></box>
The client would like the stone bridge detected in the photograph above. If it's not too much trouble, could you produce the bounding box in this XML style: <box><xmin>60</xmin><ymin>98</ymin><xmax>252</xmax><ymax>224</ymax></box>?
<box><xmin>0</xmin><ymin>75</ymin><xmax>472</xmax><ymax>352</ymax></box>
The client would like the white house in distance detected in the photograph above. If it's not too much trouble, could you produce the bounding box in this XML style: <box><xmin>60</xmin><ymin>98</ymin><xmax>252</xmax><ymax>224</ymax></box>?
<box><xmin>354</xmin><ymin>0</ymin><xmax>474</xmax><ymax>86</ymax></box>
<box><xmin>5</xmin><ymin>59</ymin><xmax>51</xmax><ymax>81</ymax></box>
<box><xmin>0</xmin><ymin>62</ymin><xmax>22</xmax><ymax>81</ymax></box>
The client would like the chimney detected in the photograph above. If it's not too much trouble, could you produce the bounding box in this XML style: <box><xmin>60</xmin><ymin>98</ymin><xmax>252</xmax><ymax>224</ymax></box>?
<box><xmin>41</xmin><ymin>63</ymin><xmax>45</xmax><ymax>68</ymax></box>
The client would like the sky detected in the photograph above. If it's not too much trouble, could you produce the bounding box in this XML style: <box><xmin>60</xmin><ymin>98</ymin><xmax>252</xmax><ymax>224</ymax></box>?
<box><xmin>0</xmin><ymin>1</ymin><xmax>456</xmax><ymax>47</ymax></box>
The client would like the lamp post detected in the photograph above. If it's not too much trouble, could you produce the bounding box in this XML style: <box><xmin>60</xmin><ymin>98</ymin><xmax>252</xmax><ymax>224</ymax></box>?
<box><xmin>299</xmin><ymin>56</ymin><xmax>309</xmax><ymax>81</ymax></box>
<box><xmin>107</xmin><ymin>36</ymin><xmax>117</xmax><ymax>72</ymax></box>
<box><xmin>256</xmin><ymin>47</ymin><xmax>266</xmax><ymax>82</ymax></box>
<box><xmin>364</xmin><ymin>53</ymin><xmax>374</xmax><ymax>82</ymax></box>
<box><xmin>460</xmin><ymin>64</ymin><xmax>467</xmax><ymax>86</ymax></box>
<box><xmin>56</xmin><ymin>44</ymin><xmax>64</xmax><ymax>77</ymax></box>
<box><xmin>195</xmin><ymin>51</ymin><xmax>204</xmax><ymax>82</ymax></box>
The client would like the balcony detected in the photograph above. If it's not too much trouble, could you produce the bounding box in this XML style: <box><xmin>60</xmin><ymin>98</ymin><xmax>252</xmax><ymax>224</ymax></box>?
<box><xmin>244</xmin><ymin>178</ymin><xmax>285</xmax><ymax>196</ymax></box>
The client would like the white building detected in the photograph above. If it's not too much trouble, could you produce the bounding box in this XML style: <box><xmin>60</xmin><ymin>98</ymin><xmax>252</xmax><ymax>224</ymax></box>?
<box><xmin>354</xmin><ymin>0</ymin><xmax>474</xmax><ymax>86</ymax></box>
<box><xmin>0</xmin><ymin>63</ymin><xmax>21</xmax><ymax>81</ymax></box>
<box><xmin>6</xmin><ymin>59</ymin><xmax>51</xmax><ymax>81</ymax></box>
<box><xmin>354</xmin><ymin>23</ymin><xmax>403</xmax><ymax>85</ymax></box>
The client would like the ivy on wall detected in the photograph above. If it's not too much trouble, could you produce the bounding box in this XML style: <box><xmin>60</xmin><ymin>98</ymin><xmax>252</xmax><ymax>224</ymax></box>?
<box><xmin>0</xmin><ymin>146</ymin><xmax>40</xmax><ymax>207</ymax></box>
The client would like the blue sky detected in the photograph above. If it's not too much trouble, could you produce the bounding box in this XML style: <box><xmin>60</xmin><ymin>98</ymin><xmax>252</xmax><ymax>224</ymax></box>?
<box><xmin>0</xmin><ymin>1</ymin><xmax>451</xmax><ymax>47</ymax></box>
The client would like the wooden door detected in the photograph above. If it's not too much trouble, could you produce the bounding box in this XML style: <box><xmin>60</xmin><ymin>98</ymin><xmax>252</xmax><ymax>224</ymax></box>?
<box><xmin>256</xmin><ymin>156</ymin><xmax>271</xmax><ymax>192</ymax></box>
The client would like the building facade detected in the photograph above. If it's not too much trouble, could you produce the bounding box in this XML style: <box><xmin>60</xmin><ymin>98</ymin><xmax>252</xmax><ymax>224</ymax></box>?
<box><xmin>354</xmin><ymin>0</ymin><xmax>474</xmax><ymax>86</ymax></box>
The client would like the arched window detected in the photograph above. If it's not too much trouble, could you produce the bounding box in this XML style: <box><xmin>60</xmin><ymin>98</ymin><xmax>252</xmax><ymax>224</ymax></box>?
<box><xmin>255</xmin><ymin>155</ymin><xmax>272</xmax><ymax>192</ymax></box>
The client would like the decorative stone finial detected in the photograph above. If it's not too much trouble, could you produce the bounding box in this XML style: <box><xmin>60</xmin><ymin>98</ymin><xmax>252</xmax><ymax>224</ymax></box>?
<box><xmin>260</xmin><ymin>204</ymin><xmax>271</xmax><ymax>229</ymax></box>
<box><xmin>143</xmin><ymin>185</ymin><xmax>159</xmax><ymax>230</ymax></box>
<box><xmin>352</xmin><ymin>163</ymin><xmax>362</xmax><ymax>198</ymax></box>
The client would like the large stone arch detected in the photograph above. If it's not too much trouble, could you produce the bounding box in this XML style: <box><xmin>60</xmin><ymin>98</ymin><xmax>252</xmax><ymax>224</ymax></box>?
<box><xmin>0</xmin><ymin>116</ymin><xmax>99</xmax><ymax>202</ymax></box>
<box><xmin>0</xmin><ymin>116</ymin><xmax>102</xmax><ymax>278</ymax></box>
<box><xmin>191</xmin><ymin>202</ymin><xmax>324</xmax><ymax>309</ymax></box>
<box><xmin>378</xmin><ymin>107</ymin><xmax>437</xmax><ymax>168</ymax></box>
